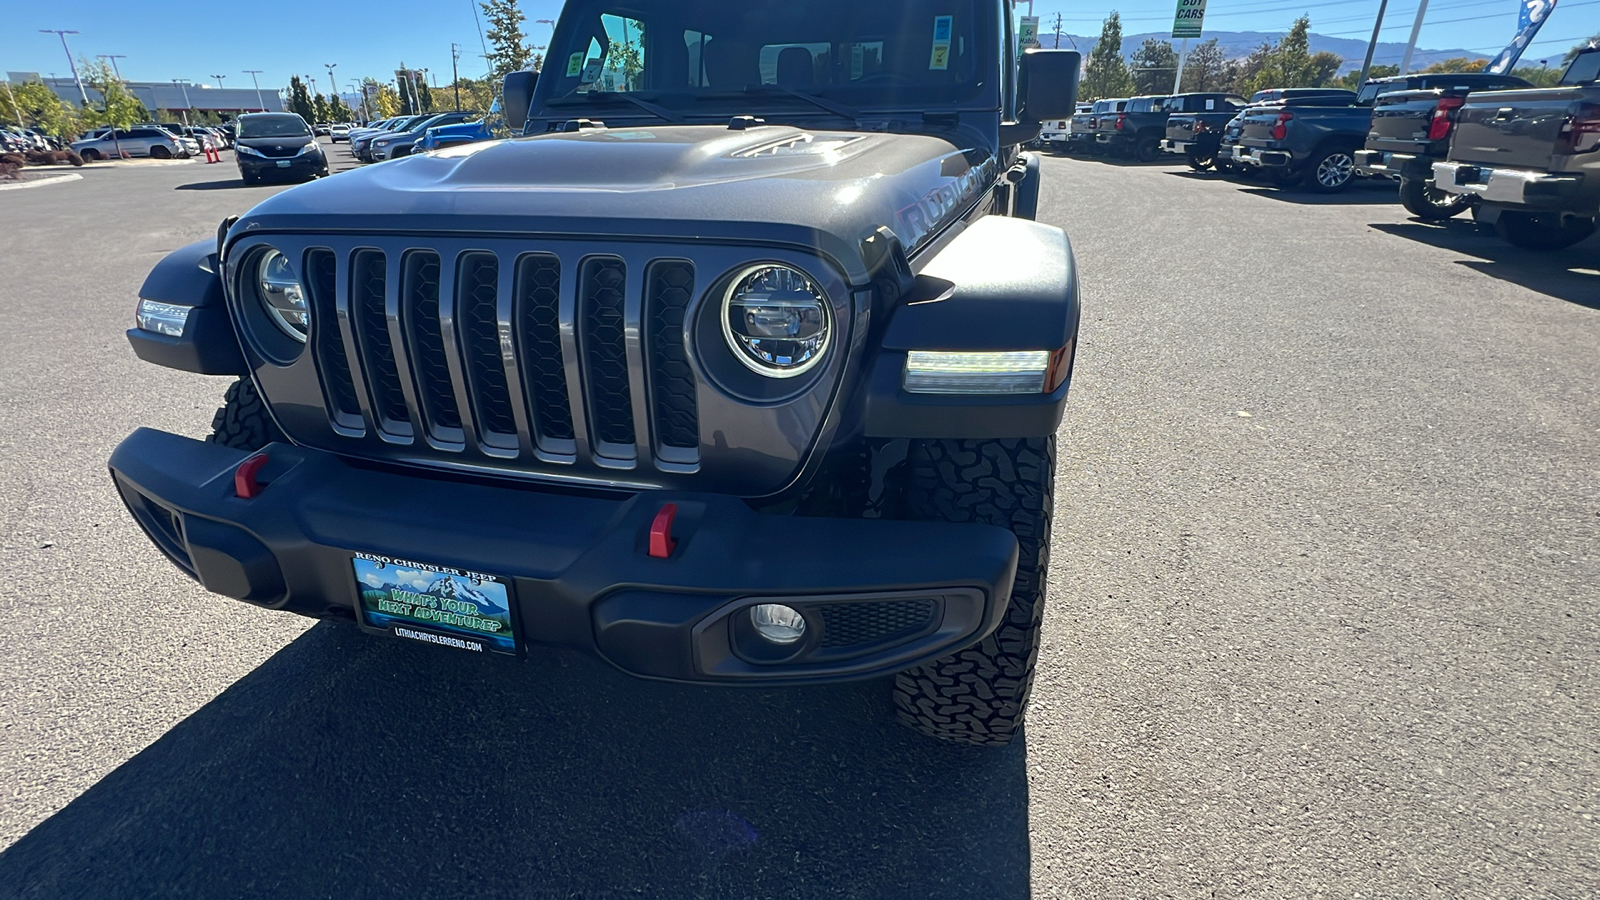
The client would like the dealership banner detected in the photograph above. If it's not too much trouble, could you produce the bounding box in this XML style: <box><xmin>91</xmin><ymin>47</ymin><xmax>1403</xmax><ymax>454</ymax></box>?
<box><xmin>1485</xmin><ymin>0</ymin><xmax>1560</xmax><ymax>74</ymax></box>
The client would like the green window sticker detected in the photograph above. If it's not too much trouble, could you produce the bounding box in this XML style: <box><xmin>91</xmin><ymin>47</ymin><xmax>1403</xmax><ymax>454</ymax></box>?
<box><xmin>567</xmin><ymin>52</ymin><xmax>585</xmax><ymax>77</ymax></box>
<box><xmin>930</xmin><ymin>16</ymin><xmax>953</xmax><ymax>71</ymax></box>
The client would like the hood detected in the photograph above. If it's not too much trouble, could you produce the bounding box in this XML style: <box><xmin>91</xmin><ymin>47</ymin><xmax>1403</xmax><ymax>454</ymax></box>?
<box><xmin>230</xmin><ymin>124</ymin><xmax>997</xmax><ymax>284</ymax></box>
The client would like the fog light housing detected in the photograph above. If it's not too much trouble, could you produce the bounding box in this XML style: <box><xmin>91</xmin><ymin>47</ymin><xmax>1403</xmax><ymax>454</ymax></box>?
<box><xmin>136</xmin><ymin>299</ymin><xmax>192</xmax><ymax>337</ymax></box>
<box><xmin>749</xmin><ymin>604</ymin><xmax>806</xmax><ymax>644</ymax></box>
<box><xmin>904</xmin><ymin>350</ymin><xmax>1052</xmax><ymax>394</ymax></box>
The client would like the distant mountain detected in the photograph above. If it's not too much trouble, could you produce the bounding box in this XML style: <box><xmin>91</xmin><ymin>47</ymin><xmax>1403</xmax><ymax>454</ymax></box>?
<box><xmin>1043</xmin><ymin>30</ymin><xmax>1492</xmax><ymax>75</ymax></box>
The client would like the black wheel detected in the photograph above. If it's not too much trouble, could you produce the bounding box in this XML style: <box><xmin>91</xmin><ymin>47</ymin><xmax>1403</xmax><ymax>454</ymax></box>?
<box><xmin>208</xmin><ymin>379</ymin><xmax>286</xmax><ymax>451</ymax></box>
<box><xmin>1493</xmin><ymin>212</ymin><xmax>1597</xmax><ymax>251</ymax></box>
<box><xmin>1135</xmin><ymin>137</ymin><xmax>1162</xmax><ymax>163</ymax></box>
<box><xmin>1398</xmin><ymin>175</ymin><xmax>1473</xmax><ymax>220</ymax></box>
<box><xmin>1305</xmin><ymin>147</ymin><xmax>1357</xmax><ymax>192</ymax></box>
<box><xmin>891</xmin><ymin>437</ymin><xmax>1055</xmax><ymax>747</ymax></box>
<box><xmin>1186</xmin><ymin>148</ymin><xmax>1215</xmax><ymax>171</ymax></box>
<box><xmin>80</xmin><ymin>148</ymin><xmax>101</xmax><ymax>162</ymax></box>
<box><xmin>150</xmin><ymin>145</ymin><xmax>172</xmax><ymax>160</ymax></box>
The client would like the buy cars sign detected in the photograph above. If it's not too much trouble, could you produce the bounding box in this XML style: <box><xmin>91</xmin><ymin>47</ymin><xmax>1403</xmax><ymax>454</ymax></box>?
<box><xmin>1172</xmin><ymin>0</ymin><xmax>1207</xmax><ymax>39</ymax></box>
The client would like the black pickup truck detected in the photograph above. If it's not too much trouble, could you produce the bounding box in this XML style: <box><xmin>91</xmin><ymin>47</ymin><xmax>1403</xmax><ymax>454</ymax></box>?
<box><xmin>1434</xmin><ymin>47</ymin><xmax>1600</xmax><ymax>249</ymax></box>
<box><xmin>1070</xmin><ymin>97</ymin><xmax>1124</xmax><ymax>154</ymax></box>
<box><xmin>109</xmin><ymin>0</ymin><xmax>1087</xmax><ymax>748</ymax></box>
<box><xmin>1096</xmin><ymin>94</ymin><xmax>1167</xmax><ymax>161</ymax></box>
<box><xmin>1354</xmin><ymin>72</ymin><xmax>1532</xmax><ymax>218</ymax></box>
<box><xmin>1161</xmin><ymin>92</ymin><xmax>1250</xmax><ymax>169</ymax></box>
<box><xmin>1237</xmin><ymin>74</ymin><xmax>1527</xmax><ymax>191</ymax></box>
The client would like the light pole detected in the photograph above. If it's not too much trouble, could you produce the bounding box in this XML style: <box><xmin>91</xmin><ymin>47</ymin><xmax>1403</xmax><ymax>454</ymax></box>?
<box><xmin>171</xmin><ymin>78</ymin><xmax>195</xmax><ymax>125</ymax></box>
<box><xmin>98</xmin><ymin>53</ymin><xmax>127</xmax><ymax>82</ymax></box>
<box><xmin>243</xmin><ymin>69</ymin><xmax>266</xmax><ymax>111</ymax></box>
<box><xmin>324</xmin><ymin>63</ymin><xmax>338</xmax><ymax>116</ymax></box>
<box><xmin>451</xmin><ymin>44</ymin><xmax>462</xmax><ymax>111</ymax></box>
<box><xmin>212</xmin><ymin>74</ymin><xmax>226</xmax><ymax>90</ymax></box>
<box><xmin>40</xmin><ymin>30</ymin><xmax>89</xmax><ymax>107</ymax></box>
<box><xmin>349</xmin><ymin>80</ymin><xmax>369</xmax><ymax>122</ymax></box>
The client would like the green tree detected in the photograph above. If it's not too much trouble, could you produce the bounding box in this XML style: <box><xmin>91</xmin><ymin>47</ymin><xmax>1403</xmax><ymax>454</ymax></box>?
<box><xmin>313</xmin><ymin>92</ymin><xmax>331</xmax><ymax>124</ymax></box>
<box><xmin>1423</xmin><ymin>57</ymin><xmax>1488</xmax><ymax>74</ymax></box>
<box><xmin>1511</xmin><ymin>65</ymin><xmax>1563</xmax><ymax>87</ymax></box>
<box><xmin>1179</xmin><ymin>38</ymin><xmax>1230</xmax><ymax>93</ymax></box>
<box><xmin>0</xmin><ymin>80</ymin><xmax>81</xmax><ymax>139</ymax></box>
<box><xmin>80</xmin><ymin>59</ymin><xmax>147</xmax><ymax>133</ymax></box>
<box><xmin>1080</xmin><ymin>12</ymin><xmax>1135</xmax><ymax>101</ymax></box>
<box><xmin>1306</xmin><ymin>51</ymin><xmax>1343</xmax><ymax>86</ymax></box>
<box><xmin>1129</xmin><ymin>38</ymin><xmax>1178</xmax><ymax>95</ymax></box>
<box><xmin>482</xmin><ymin>0</ymin><xmax>532</xmax><ymax>80</ymax></box>
<box><xmin>287</xmin><ymin>76</ymin><xmax>316</xmax><ymax>124</ymax></box>
<box><xmin>362</xmin><ymin>78</ymin><xmax>399</xmax><ymax>118</ymax></box>
<box><xmin>327</xmin><ymin>94</ymin><xmax>352</xmax><ymax>121</ymax></box>
<box><xmin>1226</xmin><ymin>42</ymin><xmax>1274</xmax><ymax>95</ymax></box>
<box><xmin>1337</xmin><ymin>63</ymin><xmax>1398</xmax><ymax>91</ymax></box>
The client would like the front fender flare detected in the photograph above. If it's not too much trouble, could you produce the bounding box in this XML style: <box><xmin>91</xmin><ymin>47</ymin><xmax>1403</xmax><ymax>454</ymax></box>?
<box><xmin>126</xmin><ymin>239</ymin><xmax>249</xmax><ymax>376</ymax></box>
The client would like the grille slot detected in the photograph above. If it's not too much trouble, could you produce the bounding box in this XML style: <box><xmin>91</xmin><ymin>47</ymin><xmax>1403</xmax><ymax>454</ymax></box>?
<box><xmin>579</xmin><ymin>257</ymin><xmax>635</xmax><ymax>452</ymax></box>
<box><xmin>350</xmin><ymin>250</ymin><xmax>411</xmax><ymax>435</ymax></box>
<box><xmin>456</xmin><ymin>252</ymin><xmax>517</xmax><ymax>447</ymax></box>
<box><xmin>513</xmin><ymin>254</ymin><xmax>574</xmax><ymax>448</ymax></box>
<box><xmin>815</xmin><ymin>600</ymin><xmax>939</xmax><ymax>649</ymax></box>
<box><xmin>305</xmin><ymin>249</ymin><xmax>363</xmax><ymax>431</ymax></box>
<box><xmin>645</xmin><ymin>261</ymin><xmax>699</xmax><ymax>453</ymax></box>
<box><xmin>401</xmin><ymin>251</ymin><xmax>463</xmax><ymax>444</ymax></box>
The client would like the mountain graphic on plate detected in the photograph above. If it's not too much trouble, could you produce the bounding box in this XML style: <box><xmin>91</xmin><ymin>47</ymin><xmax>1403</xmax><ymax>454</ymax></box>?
<box><xmin>422</xmin><ymin>575</ymin><xmax>507</xmax><ymax>616</ymax></box>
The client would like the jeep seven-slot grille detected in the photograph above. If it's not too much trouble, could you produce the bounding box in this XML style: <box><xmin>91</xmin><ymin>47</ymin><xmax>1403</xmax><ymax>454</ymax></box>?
<box><xmin>315</xmin><ymin>245</ymin><xmax>700</xmax><ymax>468</ymax></box>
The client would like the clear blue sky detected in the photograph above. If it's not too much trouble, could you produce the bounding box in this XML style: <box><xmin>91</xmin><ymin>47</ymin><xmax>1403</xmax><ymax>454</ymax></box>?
<box><xmin>4</xmin><ymin>0</ymin><xmax>1596</xmax><ymax>92</ymax></box>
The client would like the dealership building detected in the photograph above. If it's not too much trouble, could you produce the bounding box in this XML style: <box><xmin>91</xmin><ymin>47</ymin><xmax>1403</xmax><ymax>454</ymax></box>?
<box><xmin>6</xmin><ymin>72</ymin><xmax>284</xmax><ymax>115</ymax></box>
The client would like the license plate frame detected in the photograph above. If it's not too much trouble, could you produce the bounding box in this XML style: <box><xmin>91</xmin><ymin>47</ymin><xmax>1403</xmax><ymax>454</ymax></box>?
<box><xmin>352</xmin><ymin>553</ymin><xmax>518</xmax><ymax>655</ymax></box>
<box><xmin>276</xmin><ymin>160</ymin><xmax>292</xmax><ymax>168</ymax></box>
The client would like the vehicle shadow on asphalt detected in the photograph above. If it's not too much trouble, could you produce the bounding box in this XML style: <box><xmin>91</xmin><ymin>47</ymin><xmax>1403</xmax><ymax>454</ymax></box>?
<box><xmin>1235</xmin><ymin>183</ymin><xmax>1397</xmax><ymax>205</ymax></box>
<box><xmin>173</xmin><ymin>180</ymin><xmax>265</xmax><ymax>191</ymax></box>
<box><xmin>1370</xmin><ymin>220</ymin><xmax>1600</xmax><ymax>310</ymax></box>
<box><xmin>0</xmin><ymin>622</ymin><xmax>1031</xmax><ymax>900</ymax></box>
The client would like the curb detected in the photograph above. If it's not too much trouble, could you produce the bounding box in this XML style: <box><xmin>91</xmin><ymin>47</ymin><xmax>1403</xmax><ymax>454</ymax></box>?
<box><xmin>0</xmin><ymin>173</ymin><xmax>84</xmax><ymax>192</ymax></box>
<box><xmin>79</xmin><ymin>158</ymin><xmax>202</xmax><ymax>168</ymax></box>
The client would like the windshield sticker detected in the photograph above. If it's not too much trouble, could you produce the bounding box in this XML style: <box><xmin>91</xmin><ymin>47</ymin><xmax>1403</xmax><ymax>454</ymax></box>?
<box><xmin>566</xmin><ymin>53</ymin><xmax>585</xmax><ymax>77</ymax></box>
<box><xmin>852</xmin><ymin>44</ymin><xmax>865</xmax><ymax>80</ymax></box>
<box><xmin>930</xmin><ymin>16</ymin><xmax>953</xmax><ymax>70</ymax></box>
<box><xmin>581</xmin><ymin>59</ymin><xmax>603</xmax><ymax>84</ymax></box>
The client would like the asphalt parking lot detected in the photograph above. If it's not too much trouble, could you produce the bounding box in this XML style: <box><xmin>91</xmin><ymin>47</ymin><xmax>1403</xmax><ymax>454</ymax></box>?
<box><xmin>0</xmin><ymin>145</ymin><xmax>1595</xmax><ymax>899</ymax></box>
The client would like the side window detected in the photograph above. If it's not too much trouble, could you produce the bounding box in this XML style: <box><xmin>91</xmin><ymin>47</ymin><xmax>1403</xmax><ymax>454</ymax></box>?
<box><xmin>686</xmin><ymin>30</ymin><xmax>710</xmax><ymax>87</ymax></box>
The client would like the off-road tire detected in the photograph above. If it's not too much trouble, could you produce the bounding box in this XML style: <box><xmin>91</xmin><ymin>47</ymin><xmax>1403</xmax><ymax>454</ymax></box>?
<box><xmin>1493</xmin><ymin>211</ymin><xmax>1596</xmax><ymax>251</ymax></box>
<box><xmin>1135</xmin><ymin>137</ymin><xmax>1162</xmax><ymax>163</ymax></box>
<box><xmin>892</xmin><ymin>437</ymin><xmax>1055</xmax><ymax>746</ymax></box>
<box><xmin>208</xmin><ymin>378</ymin><xmax>286</xmax><ymax>451</ymax></box>
<box><xmin>1399</xmin><ymin>175</ymin><xmax>1472</xmax><ymax>220</ymax></box>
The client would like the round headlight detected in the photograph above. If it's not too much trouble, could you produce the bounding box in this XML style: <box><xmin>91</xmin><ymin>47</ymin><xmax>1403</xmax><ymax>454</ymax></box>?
<box><xmin>721</xmin><ymin>264</ymin><xmax>830</xmax><ymax>378</ymax></box>
<box><xmin>749</xmin><ymin>604</ymin><xmax>807</xmax><ymax>645</ymax></box>
<box><xmin>256</xmin><ymin>249</ymin><xmax>308</xmax><ymax>342</ymax></box>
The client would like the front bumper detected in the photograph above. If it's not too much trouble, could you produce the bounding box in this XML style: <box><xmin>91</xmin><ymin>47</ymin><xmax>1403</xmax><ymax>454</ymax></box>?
<box><xmin>109</xmin><ymin>429</ymin><xmax>1020</xmax><ymax>685</ymax></box>
<box><xmin>238</xmin><ymin>153</ymin><xmax>326</xmax><ymax>179</ymax></box>
<box><xmin>1432</xmin><ymin>161</ymin><xmax>1590</xmax><ymax>211</ymax></box>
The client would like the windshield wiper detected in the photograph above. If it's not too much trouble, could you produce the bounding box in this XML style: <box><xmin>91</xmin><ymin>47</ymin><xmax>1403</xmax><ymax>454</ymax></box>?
<box><xmin>548</xmin><ymin>90</ymin><xmax>685</xmax><ymax>123</ymax></box>
<box><xmin>740</xmin><ymin>84</ymin><xmax>863</xmax><ymax>121</ymax></box>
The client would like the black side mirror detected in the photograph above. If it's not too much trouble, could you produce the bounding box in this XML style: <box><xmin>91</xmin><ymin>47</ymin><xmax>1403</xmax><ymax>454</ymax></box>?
<box><xmin>502</xmin><ymin>71</ymin><xmax>539</xmax><ymax>134</ymax></box>
<box><xmin>1018</xmin><ymin>49</ymin><xmax>1081</xmax><ymax>122</ymax></box>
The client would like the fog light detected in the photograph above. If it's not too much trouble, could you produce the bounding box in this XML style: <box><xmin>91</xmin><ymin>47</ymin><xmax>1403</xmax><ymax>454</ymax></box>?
<box><xmin>749</xmin><ymin>604</ymin><xmax>806</xmax><ymax>644</ymax></box>
<box><xmin>136</xmin><ymin>299</ymin><xmax>192</xmax><ymax>337</ymax></box>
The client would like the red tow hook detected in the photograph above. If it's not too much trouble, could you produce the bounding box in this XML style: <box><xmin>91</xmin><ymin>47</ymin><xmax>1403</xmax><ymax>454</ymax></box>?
<box><xmin>234</xmin><ymin>453</ymin><xmax>270</xmax><ymax>499</ymax></box>
<box><xmin>648</xmin><ymin>503</ymin><xmax>679</xmax><ymax>559</ymax></box>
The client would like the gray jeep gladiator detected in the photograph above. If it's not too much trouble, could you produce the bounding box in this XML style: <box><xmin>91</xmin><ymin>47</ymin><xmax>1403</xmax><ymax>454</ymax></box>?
<box><xmin>109</xmin><ymin>0</ymin><xmax>1083</xmax><ymax>746</ymax></box>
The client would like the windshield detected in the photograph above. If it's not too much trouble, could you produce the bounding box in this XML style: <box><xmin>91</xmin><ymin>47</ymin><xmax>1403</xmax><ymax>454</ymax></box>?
<box><xmin>238</xmin><ymin>115</ymin><xmax>312</xmax><ymax>138</ymax></box>
<box><xmin>538</xmin><ymin>0</ymin><xmax>994</xmax><ymax>118</ymax></box>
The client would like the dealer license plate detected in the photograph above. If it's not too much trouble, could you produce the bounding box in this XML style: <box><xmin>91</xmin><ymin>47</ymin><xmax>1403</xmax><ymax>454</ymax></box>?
<box><xmin>276</xmin><ymin>160</ymin><xmax>291</xmax><ymax>168</ymax></box>
<box><xmin>353</xmin><ymin>553</ymin><xmax>517</xmax><ymax>654</ymax></box>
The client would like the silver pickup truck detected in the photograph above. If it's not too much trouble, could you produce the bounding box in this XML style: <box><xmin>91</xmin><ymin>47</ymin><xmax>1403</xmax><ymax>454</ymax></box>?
<box><xmin>1433</xmin><ymin>46</ymin><xmax>1600</xmax><ymax>249</ymax></box>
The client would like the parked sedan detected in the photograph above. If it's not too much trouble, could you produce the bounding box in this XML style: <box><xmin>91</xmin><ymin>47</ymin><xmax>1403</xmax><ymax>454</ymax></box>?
<box><xmin>329</xmin><ymin>124</ymin><xmax>350</xmax><ymax>142</ymax></box>
<box><xmin>70</xmin><ymin>127</ymin><xmax>188</xmax><ymax>161</ymax></box>
<box><xmin>233</xmin><ymin>112</ymin><xmax>329</xmax><ymax>185</ymax></box>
